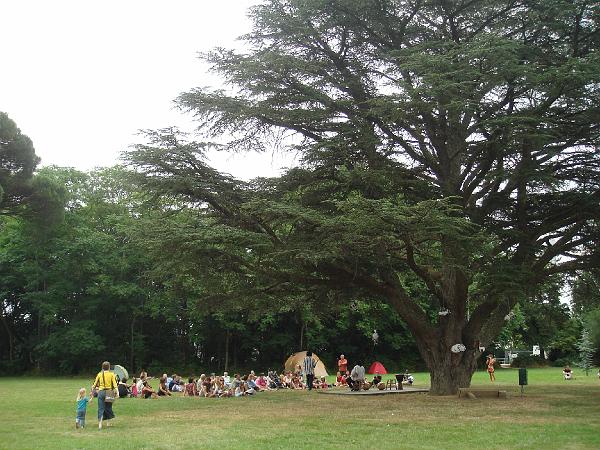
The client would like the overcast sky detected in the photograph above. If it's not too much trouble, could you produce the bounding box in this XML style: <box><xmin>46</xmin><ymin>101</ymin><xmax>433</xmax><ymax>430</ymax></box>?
<box><xmin>1</xmin><ymin>0</ymin><xmax>293</xmax><ymax>179</ymax></box>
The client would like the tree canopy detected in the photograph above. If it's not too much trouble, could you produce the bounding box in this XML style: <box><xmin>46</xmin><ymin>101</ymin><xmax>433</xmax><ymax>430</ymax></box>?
<box><xmin>126</xmin><ymin>0</ymin><xmax>600</xmax><ymax>394</ymax></box>
<box><xmin>0</xmin><ymin>112</ymin><xmax>40</xmax><ymax>215</ymax></box>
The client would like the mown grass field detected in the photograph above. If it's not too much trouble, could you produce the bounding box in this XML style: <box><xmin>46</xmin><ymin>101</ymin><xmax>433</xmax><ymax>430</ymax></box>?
<box><xmin>0</xmin><ymin>368</ymin><xmax>599</xmax><ymax>449</ymax></box>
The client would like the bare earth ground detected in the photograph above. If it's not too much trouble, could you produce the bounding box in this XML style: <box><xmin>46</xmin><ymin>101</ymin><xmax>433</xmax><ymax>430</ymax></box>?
<box><xmin>0</xmin><ymin>369</ymin><xmax>598</xmax><ymax>449</ymax></box>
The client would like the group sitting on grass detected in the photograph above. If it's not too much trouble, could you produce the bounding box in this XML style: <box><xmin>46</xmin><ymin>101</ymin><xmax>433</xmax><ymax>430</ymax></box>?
<box><xmin>334</xmin><ymin>366</ymin><xmax>415</xmax><ymax>391</ymax></box>
<box><xmin>105</xmin><ymin>365</ymin><xmax>417</xmax><ymax>400</ymax></box>
<box><xmin>112</xmin><ymin>369</ymin><xmax>335</xmax><ymax>399</ymax></box>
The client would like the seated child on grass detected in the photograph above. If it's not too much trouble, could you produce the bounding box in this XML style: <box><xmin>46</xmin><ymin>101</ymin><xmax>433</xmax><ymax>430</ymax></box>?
<box><xmin>318</xmin><ymin>376</ymin><xmax>329</xmax><ymax>389</ymax></box>
<box><xmin>158</xmin><ymin>376</ymin><xmax>172</xmax><ymax>396</ymax></box>
<box><xmin>142</xmin><ymin>381</ymin><xmax>158</xmax><ymax>399</ymax></box>
<box><xmin>131</xmin><ymin>377</ymin><xmax>139</xmax><ymax>397</ymax></box>
<box><xmin>371</xmin><ymin>374</ymin><xmax>382</xmax><ymax>387</ymax></box>
<box><xmin>183</xmin><ymin>377</ymin><xmax>198</xmax><ymax>396</ymax></box>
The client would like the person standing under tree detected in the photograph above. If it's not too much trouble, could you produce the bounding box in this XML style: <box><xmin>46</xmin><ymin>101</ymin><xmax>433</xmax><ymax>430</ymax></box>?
<box><xmin>303</xmin><ymin>351</ymin><xmax>317</xmax><ymax>390</ymax></box>
<box><xmin>338</xmin><ymin>354</ymin><xmax>348</xmax><ymax>374</ymax></box>
<box><xmin>486</xmin><ymin>354</ymin><xmax>496</xmax><ymax>382</ymax></box>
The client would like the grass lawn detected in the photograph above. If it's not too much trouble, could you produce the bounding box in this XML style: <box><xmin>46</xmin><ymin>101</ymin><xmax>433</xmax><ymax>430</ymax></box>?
<box><xmin>0</xmin><ymin>368</ymin><xmax>599</xmax><ymax>449</ymax></box>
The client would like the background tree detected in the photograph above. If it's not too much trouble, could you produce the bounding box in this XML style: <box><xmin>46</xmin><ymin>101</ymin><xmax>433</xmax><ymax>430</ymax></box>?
<box><xmin>126</xmin><ymin>0</ymin><xmax>600</xmax><ymax>394</ymax></box>
<box><xmin>577</xmin><ymin>328</ymin><xmax>596</xmax><ymax>375</ymax></box>
<box><xmin>494</xmin><ymin>304</ymin><xmax>527</xmax><ymax>361</ymax></box>
<box><xmin>519</xmin><ymin>277</ymin><xmax>571</xmax><ymax>360</ymax></box>
<box><xmin>0</xmin><ymin>112</ymin><xmax>40</xmax><ymax>215</ymax></box>
<box><xmin>0</xmin><ymin>166</ymin><xmax>154</xmax><ymax>373</ymax></box>
<box><xmin>571</xmin><ymin>270</ymin><xmax>600</xmax><ymax>316</ymax></box>
<box><xmin>2</xmin><ymin>161</ymin><xmax>423</xmax><ymax>374</ymax></box>
<box><xmin>571</xmin><ymin>270</ymin><xmax>600</xmax><ymax>359</ymax></box>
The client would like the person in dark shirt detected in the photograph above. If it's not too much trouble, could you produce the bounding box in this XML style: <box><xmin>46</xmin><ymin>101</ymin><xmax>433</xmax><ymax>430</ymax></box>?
<box><xmin>117</xmin><ymin>378</ymin><xmax>131</xmax><ymax>398</ymax></box>
<box><xmin>157</xmin><ymin>376</ymin><xmax>172</xmax><ymax>396</ymax></box>
<box><xmin>141</xmin><ymin>381</ymin><xmax>156</xmax><ymax>399</ymax></box>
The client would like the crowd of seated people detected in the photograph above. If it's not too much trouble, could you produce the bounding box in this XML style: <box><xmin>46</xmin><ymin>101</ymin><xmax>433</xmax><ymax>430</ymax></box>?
<box><xmin>112</xmin><ymin>364</ymin><xmax>414</xmax><ymax>398</ymax></box>
<box><xmin>113</xmin><ymin>368</ymin><xmax>334</xmax><ymax>399</ymax></box>
<box><xmin>113</xmin><ymin>365</ymin><xmax>413</xmax><ymax>399</ymax></box>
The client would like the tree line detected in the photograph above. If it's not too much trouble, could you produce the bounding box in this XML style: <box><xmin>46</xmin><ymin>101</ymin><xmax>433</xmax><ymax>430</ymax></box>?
<box><xmin>2</xmin><ymin>0</ymin><xmax>600</xmax><ymax>394</ymax></box>
<box><xmin>0</xmin><ymin>115</ymin><xmax>597</xmax><ymax>379</ymax></box>
<box><xmin>0</xmin><ymin>128</ymin><xmax>423</xmax><ymax>374</ymax></box>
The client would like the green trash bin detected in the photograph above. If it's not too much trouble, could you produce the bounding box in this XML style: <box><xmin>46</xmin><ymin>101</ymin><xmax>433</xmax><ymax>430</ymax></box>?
<box><xmin>518</xmin><ymin>368</ymin><xmax>528</xmax><ymax>386</ymax></box>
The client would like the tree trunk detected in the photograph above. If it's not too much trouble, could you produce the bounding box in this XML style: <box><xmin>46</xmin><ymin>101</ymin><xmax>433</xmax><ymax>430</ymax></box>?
<box><xmin>425</xmin><ymin>347</ymin><xmax>479</xmax><ymax>395</ymax></box>
<box><xmin>137</xmin><ymin>296</ymin><xmax>145</xmax><ymax>370</ymax></box>
<box><xmin>396</xmin><ymin>296</ymin><xmax>480</xmax><ymax>395</ymax></box>
<box><xmin>233</xmin><ymin>337</ymin><xmax>238</xmax><ymax>369</ymax></box>
<box><xmin>130</xmin><ymin>318</ymin><xmax>135</xmax><ymax>373</ymax></box>
<box><xmin>0</xmin><ymin>312</ymin><xmax>15</xmax><ymax>362</ymax></box>
<box><xmin>224</xmin><ymin>330</ymin><xmax>230</xmax><ymax>371</ymax></box>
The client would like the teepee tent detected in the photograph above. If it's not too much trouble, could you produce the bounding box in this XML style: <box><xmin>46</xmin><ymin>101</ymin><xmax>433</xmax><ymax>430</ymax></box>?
<box><xmin>112</xmin><ymin>365</ymin><xmax>129</xmax><ymax>381</ymax></box>
<box><xmin>367</xmin><ymin>361</ymin><xmax>387</xmax><ymax>374</ymax></box>
<box><xmin>284</xmin><ymin>351</ymin><xmax>329</xmax><ymax>378</ymax></box>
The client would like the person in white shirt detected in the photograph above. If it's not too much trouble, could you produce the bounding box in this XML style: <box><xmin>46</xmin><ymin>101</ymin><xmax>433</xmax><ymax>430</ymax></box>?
<box><xmin>223</xmin><ymin>372</ymin><xmax>231</xmax><ymax>388</ymax></box>
<box><xmin>135</xmin><ymin>378</ymin><xmax>144</xmax><ymax>396</ymax></box>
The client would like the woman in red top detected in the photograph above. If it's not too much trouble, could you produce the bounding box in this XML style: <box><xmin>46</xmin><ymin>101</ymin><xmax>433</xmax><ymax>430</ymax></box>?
<box><xmin>338</xmin><ymin>354</ymin><xmax>348</xmax><ymax>373</ymax></box>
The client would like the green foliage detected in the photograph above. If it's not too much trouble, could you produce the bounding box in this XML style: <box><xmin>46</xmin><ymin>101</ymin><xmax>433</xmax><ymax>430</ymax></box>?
<box><xmin>576</xmin><ymin>328</ymin><xmax>596</xmax><ymax>376</ymax></box>
<box><xmin>35</xmin><ymin>323</ymin><xmax>105</xmax><ymax>373</ymax></box>
<box><xmin>0</xmin><ymin>112</ymin><xmax>40</xmax><ymax>215</ymax></box>
<box><xmin>4</xmin><ymin>1</ymin><xmax>600</xmax><ymax>393</ymax></box>
<box><xmin>510</xmin><ymin>354</ymin><xmax>548</xmax><ymax>368</ymax></box>
<box><xmin>583</xmin><ymin>308</ymin><xmax>600</xmax><ymax>352</ymax></box>
<box><xmin>571</xmin><ymin>270</ymin><xmax>600</xmax><ymax>316</ymax></box>
<box><xmin>1</xmin><ymin>165</ymin><xmax>426</xmax><ymax>374</ymax></box>
<box><xmin>551</xmin><ymin>357</ymin><xmax>574</xmax><ymax>368</ymax></box>
<box><xmin>549</xmin><ymin>318</ymin><xmax>582</xmax><ymax>362</ymax></box>
<box><xmin>519</xmin><ymin>276</ymin><xmax>571</xmax><ymax>359</ymax></box>
<box><xmin>0</xmin><ymin>166</ymin><xmax>156</xmax><ymax>373</ymax></box>
<box><xmin>495</xmin><ymin>304</ymin><xmax>527</xmax><ymax>351</ymax></box>
<box><xmin>126</xmin><ymin>0</ymin><xmax>600</xmax><ymax>393</ymax></box>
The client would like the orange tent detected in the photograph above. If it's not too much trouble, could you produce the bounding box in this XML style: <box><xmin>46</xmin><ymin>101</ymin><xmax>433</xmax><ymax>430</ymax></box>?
<box><xmin>367</xmin><ymin>361</ymin><xmax>387</xmax><ymax>374</ymax></box>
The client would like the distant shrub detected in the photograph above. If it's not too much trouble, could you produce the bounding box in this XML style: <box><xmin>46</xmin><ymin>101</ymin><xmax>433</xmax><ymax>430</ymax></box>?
<box><xmin>0</xmin><ymin>359</ymin><xmax>27</xmax><ymax>376</ymax></box>
<box><xmin>510</xmin><ymin>354</ymin><xmax>548</xmax><ymax>368</ymax></box>
<box><xmin>551</xmin><ymin>357</ymin><xmax>574</xmax><ymax>368</ymax></box>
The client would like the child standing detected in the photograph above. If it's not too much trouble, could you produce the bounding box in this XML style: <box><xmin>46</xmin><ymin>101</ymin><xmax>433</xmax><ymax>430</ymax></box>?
<box><xmin>75</xmin><ymin>387</ymin><xmax>93</xmax><ymax>429</ymax></box>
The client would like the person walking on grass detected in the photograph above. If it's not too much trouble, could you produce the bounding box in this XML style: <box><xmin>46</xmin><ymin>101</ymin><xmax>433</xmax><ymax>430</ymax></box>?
<box><xmin>93</xmin><ymin>361</ymin><xmax>119</xmax><ymax>429</ymax></box>
<box><xmin>303</xmin><ymin>351</ymin><xmax>317</xmax><ymax>390</ymax></box>
<box><xmin>75</xmin><ymin>387</ymin><xmax>94</xmax><ymax>429</ymax></box>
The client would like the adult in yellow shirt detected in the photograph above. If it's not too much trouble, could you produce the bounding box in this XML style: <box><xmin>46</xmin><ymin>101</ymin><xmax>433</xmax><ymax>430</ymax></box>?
<box><xmin>93</xmin><ymin>361</ymin><xmax>119</xmax><ymax>429</ymax></box>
